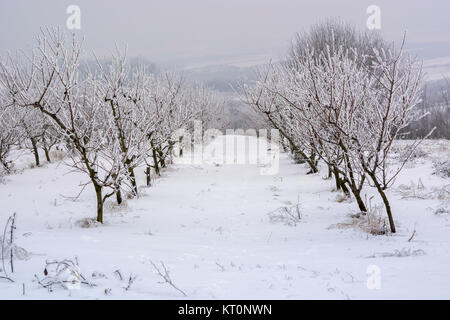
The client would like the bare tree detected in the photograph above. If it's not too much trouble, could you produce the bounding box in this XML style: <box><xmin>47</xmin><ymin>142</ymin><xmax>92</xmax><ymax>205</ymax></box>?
<box><xmin>0</xmin><ymin>104</ymin><xmax>20</xmax><ymax>174</ymax></box>
<box><xmin>94</xmin><ymin>51</ymin><xmax>155</xmax><ymax>200</ymax></box>
<box><xmin>245</xmin><ymin>26</ymin><xmax>425</xmax><ymax>233</ymax></box>
<box><xmin>0</xmin><ymin>28</ymin><xmax>119</xmax><ymax>223</ymax></box>
<box><xmin>0</xmin><ymin>28</ymin><xmax>225</xmax><ymax>223</ymax></box>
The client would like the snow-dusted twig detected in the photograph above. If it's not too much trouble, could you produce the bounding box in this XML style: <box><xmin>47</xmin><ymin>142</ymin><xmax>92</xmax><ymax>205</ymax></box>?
<box><xmin>124</xmin><ymin>274</ymin><xmax>137</xmax><ymax>291</ymax></box>
<box><xmin>113</xmin><ymin>269</ymin><xmax>123</xmax><ymax>281</ymax></box>
<box><xmin>268</xmin><ymin>197</ymin><xmax>302</xmax><ymax>226</ymax></box>
<box><xmin>150</xmin><ymin>260</ymin><xmax>187</xmax><ymax>297</ymax></box>
<box><xmin>58</xmin><ymin>181</ymin><xmax>89</xmax><ymax>202</ymax></box>
<box><xmin>34</xmin><ymin>258</ymin><xmax>95</xmax><ymax>291</ymax></box>
<box><xmin>1</xmin><ymin>213</ymin><xmax>16</xmax><ymax>282</ymax></box>
<box><xmin>9</xmin><ymin>213</ymin><xmax>16</xmax><ymax>273</ymax></box>
<box><xmin>215</xmin><ymin>262</ymin><xmax>225</xmax><ymax>272</ymax></box>
<box><xmin>408</xmin><ymin>229</ymin><xmax>417</xmax><ymax>242</ymax></box>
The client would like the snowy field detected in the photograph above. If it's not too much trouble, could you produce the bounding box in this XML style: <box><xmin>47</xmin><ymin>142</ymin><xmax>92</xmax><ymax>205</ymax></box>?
<box><xmin>0</xmin><ymin>135</ymin><xmax>449</xmax><ymax>299</ymax></box>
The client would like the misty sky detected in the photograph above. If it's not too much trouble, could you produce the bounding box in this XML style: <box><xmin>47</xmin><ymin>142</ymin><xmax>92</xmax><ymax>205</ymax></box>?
<box><xmin>1</xmin><ymin>0</ymin><xmax>449</xmax><ymax>64</ymax></box>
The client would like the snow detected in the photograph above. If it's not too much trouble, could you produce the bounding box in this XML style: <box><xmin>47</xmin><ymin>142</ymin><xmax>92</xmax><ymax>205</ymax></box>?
<box><xmin>423</xmin><ymin>56</ymin><xmax>450</xmax><ymax>81</ymax></box>
<box><xmin>0</xmin><ymin>135</ymin><xmax>449</xmax><ymax>299</ymax></box>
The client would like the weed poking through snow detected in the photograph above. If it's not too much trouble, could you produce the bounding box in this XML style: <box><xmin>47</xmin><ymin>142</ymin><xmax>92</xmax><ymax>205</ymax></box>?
<box><xmin>268</xmin><ymin>196</ymin><xmax>302</xmax><ymax>226</ymax></box>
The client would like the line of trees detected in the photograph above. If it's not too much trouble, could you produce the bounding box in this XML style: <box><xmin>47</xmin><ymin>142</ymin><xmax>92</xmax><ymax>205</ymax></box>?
<box><xmin>244</xmin><ymin>20</ymin><xmax>429</xmax><ymax>233</ymax></box>
<box><xmin>400</xmin><ymin>78</ymin><xmax>450</xmax><ymax>139</ymax></box>
<box><xmin>0</xmin><ymin>28</ymin><xmax>222</xmax><ymax>223</ymax></box>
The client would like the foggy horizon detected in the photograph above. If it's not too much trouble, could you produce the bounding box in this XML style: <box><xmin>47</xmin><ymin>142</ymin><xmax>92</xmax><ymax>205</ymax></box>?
<box><xmin>1</xmin><ymin>0</ymin><xmax>450</xmax><ymax>66</ymax></box>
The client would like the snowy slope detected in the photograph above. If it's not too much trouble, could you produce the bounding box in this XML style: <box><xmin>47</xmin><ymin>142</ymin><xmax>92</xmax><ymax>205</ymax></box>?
<box><xmin>0</xmin><ymin>136</ymin><xmax>449</xmax><ymax>299</ymax></box>
<box><xmin>423</xmin><ymin>56</ymin><xmax>450</xmax><ymax>81</ymax></box>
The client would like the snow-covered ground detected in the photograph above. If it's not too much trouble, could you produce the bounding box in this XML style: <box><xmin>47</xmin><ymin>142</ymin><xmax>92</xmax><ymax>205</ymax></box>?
<box><xmin>0</xmin><ymin>136</ymin><xmax>449</xmax><ymax>299</ymax></box>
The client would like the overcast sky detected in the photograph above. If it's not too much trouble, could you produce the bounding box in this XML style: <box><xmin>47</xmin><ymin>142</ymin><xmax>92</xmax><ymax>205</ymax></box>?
<box><xmin>1</xmin><ymin>0</ymin><xmax>449</xmax><ymax>64</ymax></box>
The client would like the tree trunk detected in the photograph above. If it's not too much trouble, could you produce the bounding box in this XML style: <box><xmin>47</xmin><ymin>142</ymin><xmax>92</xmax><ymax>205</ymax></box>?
<box><xmin>340</xmin><ymin>180</ymin><xmax>350</xmax><ymax>196</ymax></box>
<box><xmin>150</xmin><ymin>140</ymin><xmax>160</xmax><ymax>176</ymax></box>
<box><xmin>338</xmin><ymin>141</ymin><xmax>366</xmax><ymax>212</ymax></box>
<box><xmin>128</xmin><ymin>167</ymin><xmax>138</xmax><ymax>196</ymax></box>
<box><xmin>179</xmin><ymin>136</ymin><xmax>183</xmax><ymax>157</ymax></box>
<box><xmin>43</xmin><ymin>146</ymin><xmax>51</xmax><ymax>162</ymax></box>
<box><xmin>354</xmin><ymin>190</ymin><xmax>367</xmax><ymax>213</ymax></box>
<box><xmin>369</xmin><ymin>174</ymin><xmax>396</xmax><ymax>233</ymax></box>
<box><xmin>1</xmin><ymin>159</ymin><xmax>10</xmax><ymax>173</ymax></box>
<box><xmin>116</xmin><ymin>188</ymin><xmax>122</xmax><ymax>205</ymax></box>
<box><xmin>42</xmin><ymin>136</ymin><xmax>51</xmax><ymax>162</ymax></box>
<box><xmin>332</xmin><ymin>165</ymin><xmax>341</xmax><ymax>190</ymax></box>
<box><xmin>167</xmin><ymin>143</ymin><xmax>174</xmax><ymax>165</ymax></box>
<box><xmin>153</xmin><ymin>149</ymin><xmax>160</xmax><ymax>176</ymax></box>
<box><xmin>159</xmin><ymin>152</ymin><xmax>166</xmax><ymax>168</ymax></box>
<box><xmin>347</xmin><ymin>182</ymin><xmax>367</xmax><ymax>212</ymax></box>
<box><xmin>145</xmin><ymin>166</ymin><xmax>151</xmax><ymax>186</ymax></box>
<box><xmin>306</xmin><ymin>153</ymin><xmax>318</xmax><ymax>174</ymax></box>
<box><xmin>94</xmin><ymin>183</ymin><xmax>103</xmax><ymax>223</ymax></box>
<box><xmin>30</xmin><ymin>138</ymin><xmax>40</xmax><ymax>167</ymax></box>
